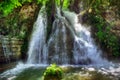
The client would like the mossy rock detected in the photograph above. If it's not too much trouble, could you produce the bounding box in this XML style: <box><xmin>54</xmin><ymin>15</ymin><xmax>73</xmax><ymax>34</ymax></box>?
<box><xmin>43</xmin><ymin>64</ymin><xmax>63</xmax><ymax>80</ymax></box>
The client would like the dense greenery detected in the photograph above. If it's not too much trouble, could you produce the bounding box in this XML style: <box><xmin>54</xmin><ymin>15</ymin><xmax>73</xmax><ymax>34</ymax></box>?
<box><xmin>43</xmin><ymin>64</ymin><xmax>63</xmax><ymax>80</ymax></box>
<box><xmin>89</xmin><ymin>15</ymin><xmax>119</xmax><ymax>56</ymax></box>
<box><xmin>82</xmin><ymin>0</ymin><xmax>120</xmax><ymax>56</ymax></box>
<box><xmin>0</xmin><ymin>0</ymin><xmax>33</xmax><ymax>16</ymax></box>
<box><xmin>0</xmin><ymin>0</ymin><xmax>71</xmax><ymax>16</ymax></box>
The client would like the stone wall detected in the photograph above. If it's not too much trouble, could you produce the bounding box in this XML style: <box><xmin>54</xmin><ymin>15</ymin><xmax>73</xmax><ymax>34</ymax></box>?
<box><xmin>0</xmin><ymin>3</ymin><xmax>40</xmax><ymax>63</ymax></box>
<box><xmin>0</xmin><ymin>37</ymin><xmax>23</xmax><ymax>63</ymax></box>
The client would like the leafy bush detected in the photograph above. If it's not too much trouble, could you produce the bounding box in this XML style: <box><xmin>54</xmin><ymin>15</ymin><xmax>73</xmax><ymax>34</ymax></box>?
<box><xmin>89</xmin><ymin>14</ymin><xmax>119</xmax><ymax>56</ymax></box>
<box><xmin>43</xmin><ymin>64</ymin><xmax>63</xmax><ymax>80</ymax></box>
<box><xmin>82</xmin><ymin>0</ymin><xmax>120</xmax><ymax>57</ymax></box>
<box><xmin>0</xmin><ymin>0</ymin><xmax>22</xmax><ymax>16</ymax></box>
<box><xmin>0</xmin><ymin>0</ymin><xmax>71</xmax><ymax>17</ymax></box>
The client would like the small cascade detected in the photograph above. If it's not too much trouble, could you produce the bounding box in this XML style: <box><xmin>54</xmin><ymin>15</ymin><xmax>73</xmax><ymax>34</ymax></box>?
<box><xmin>27</xmin><ymin>7</ymin><xmax>48</xmax><ymax>64</ymax></box>
<box><xmin>63</xmin><ymin>11</ymin><xmax>108</xmax><ymax>65</ymax></box>
<box><xmin>1</xmin><ymin>36</ymin><xmax>12</xmax><ymax>62</ymax></box>
<box><xmin>70</xmin><ymin>14</ymin><xmax>107</xmax><ymax>65</ymax></box>
<box><xmin>47</xmin><ymin>8</ymin><xmax>72</xmax><ymax>64</ymax></box>
<box><xmin>47</xmin><ymin>18</ymin><xmax>69</xmax><ymax>64</ymax></box>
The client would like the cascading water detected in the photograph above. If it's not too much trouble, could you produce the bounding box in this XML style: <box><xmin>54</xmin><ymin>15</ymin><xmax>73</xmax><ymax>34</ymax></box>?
<box><xmin>71</xmin><ymin>13</ymin><xmax>108</xmax><ymax>65</ymax></box>
<box><xmin>1</xmin><ymin>36</ymin><xmax>12</xmax><ymax>62</ymax></box>
<box><xmin>27</xmin><ymin>7</ymin><xmax>48</xmax><ymax>64</ymax></box>
<box><xmin>26</xmin><ymin>7</ymin><xmax>108</xmax><ymax>65</ymax></box>
<box><xmin>47</xmin><ymin>19</ymin><xmax>69</xmax><ymax>64</ymax></box>
<box><xmin>61</xmin><ymin>11</ymin><xmax>108</xmax><ymax>65</ymax></box>
<box><xmin>47</xmin><ymin>8</ymin><xmax>72</xmax><ymax>64</ymax></box>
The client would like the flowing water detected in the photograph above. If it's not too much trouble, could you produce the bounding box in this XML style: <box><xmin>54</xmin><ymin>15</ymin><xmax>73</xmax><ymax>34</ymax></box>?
<box><xmin>64</xmin><ymin>11</ymin><xmax>108</xmax><ymax>65</ymax></box>
<box><xmin>1</xmin><ymin>36</ymin><xmax>12</xmax><ymax>62</ymax></box>
<box><xmin>27</xmin><ymin>7</ymin><xmax>108</xmax><ymax>65</ymax></box>
<box><xmin>27</xmin><ymin>7</ymin><xmax>48</xmax><ymax>64</ymax></box>
<box><xmin>0</xmin><ymin>7</ymin><xmax>120</xmax><ymax>80</ymax></box>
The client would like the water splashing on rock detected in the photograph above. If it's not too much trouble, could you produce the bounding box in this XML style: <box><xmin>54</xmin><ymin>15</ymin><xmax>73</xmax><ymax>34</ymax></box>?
<box><xmin>26</xmin><ymin>7</ymin><xmax>109</xmax><ymax>66</ymax></box>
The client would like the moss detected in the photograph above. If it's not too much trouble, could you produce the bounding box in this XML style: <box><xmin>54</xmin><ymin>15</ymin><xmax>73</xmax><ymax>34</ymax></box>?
<box><xmin>43</xmin><ymin>64</ymin><xmax>63</xmax><ymax>80</ymax></box>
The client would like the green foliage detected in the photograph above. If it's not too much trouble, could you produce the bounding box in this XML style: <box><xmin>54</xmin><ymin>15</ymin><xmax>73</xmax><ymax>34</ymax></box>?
<box><xmin>82</xmin><ymin>0</ymin><xmax>110</xmax><ymax>14</ymax></box>
<box><xmin>105</xmin><ymin>32</ymin><xmax>119</xmax><ymax>56</ymax></box>
<box><xmin>0</xmin><ymin>0</ymin><xmax>40</xmax><ymax>16</ymax></box>
<box><xmin>55</xmin><ymin>0</ymin><xmax>61</xmax><ymax>7</ymax></box>
<box><xmin>36</xmin><ymin>0</ymin><xmax>48</xmax><ymax>5</ymax></box>
<box><xmin>94</xmin><ymin>16</ymin><xmax>105</xmax><ymax>41</ymax></box>
<box><xmin>0</xmin><ymin>0</ymin><xmax>22</xmax><ymax>16</ymax></box>
<box><xmin>90</xmin><ymin>14</ymin><xmax>119</xmax><ymax>56</ymax></box>
<box><xmin>63</xmin><ymin>0</ymin><xmax>70</xmax><ymax>9</ymax></box>
<box><xmin>55</xmin><ymin>0</ymin><xmax>71</xmax><ymax>10</ymax></box>
<box><xmin>0</xmin><ymin>0</ymin><xmax>71</xmax><ymax>16</ymax></box>
<box><xmin>44</xmin><ymin>64</ymin><xmax>63</xmax><ymax>80</ymax></box>
<box><xmin>84</xmin><ymin>0</ymin><xmax>120</xmax><ymax>56</ymax></box>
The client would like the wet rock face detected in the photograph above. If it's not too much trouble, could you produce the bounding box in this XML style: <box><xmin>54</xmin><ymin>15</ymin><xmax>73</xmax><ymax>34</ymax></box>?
<box><xmin>48</xmin><ymin>20</ymin><xmax>74</xmax><ymax>64</ymax></box>
<box><xmin>0</xmin><ymin>37</ymin><xmax>23</xmax><ymax>63</ymax></box>
<box><xmin>69</xmin><ymin>0</ymin><xmax>81</xmax><ymax>14</ymax></box>
<box><xmin>75</xmin><ymin>58</ymin><xmax>92</xmax><ymax>65</ymax></box>
<box><xmin>66</xmin><ymin>26</ymin><xmax>74</xmax><ymax>64</ymax></box>
<box><xmin>19</xmin><ymin>3</ymin><xmax>38</xmax><ymax>21</ymax></box>
<box><xmin>111</xmin><ymin>20</ymin><xmax>120</xmax><ymax>38</ymax></box>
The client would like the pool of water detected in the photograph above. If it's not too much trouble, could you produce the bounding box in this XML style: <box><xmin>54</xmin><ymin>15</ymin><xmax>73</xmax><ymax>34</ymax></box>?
<box><xmin>1</xmin><ymin>62</ymin><xmax>120</xmax><ymax>80</ymax></box>
<box><xmin>0</xmin><ymin>62</ymin><xmax>17</xmax><ymax>74</ymax></box>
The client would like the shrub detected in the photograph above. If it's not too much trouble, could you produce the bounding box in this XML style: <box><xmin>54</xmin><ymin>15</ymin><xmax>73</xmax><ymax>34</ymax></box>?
<box><xmin>89</xmin><ymin>14</ymin><xmax>120</xmax><ymax>57</ymax></box>
<box><xmin>43</xmin><ymin>64</ymin><xmax>63</xmax><ymax>80</ymax></box>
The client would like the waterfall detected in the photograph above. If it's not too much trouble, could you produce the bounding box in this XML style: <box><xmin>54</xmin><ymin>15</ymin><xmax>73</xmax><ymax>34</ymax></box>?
<box><xmin>47</xmin><ymin>8</ymin><xmax>71</xmax><ymax>64</ymax></box>
<box><xmin>27</xmin><ymin>7</ymin><xmax>48</xmax><ymax>64</ymax></box>
<box><xmin>62</xmin><ymin>11</ymin><xmax>108</xmax><ymax>65</ymax></box>
<box><xmin>47</xmin><ymin>17</ymin><xmax>70</xmax><ymax>64</ymax></box>
<box><xmin>27</xmin><ymin>7</ymin><xmax>108</xmax><ymax>65</ymax></box>
<box><xmin>72</xmin><ymin>15</ymin><xmax>107</xmax><ymax>65</ymax></box>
